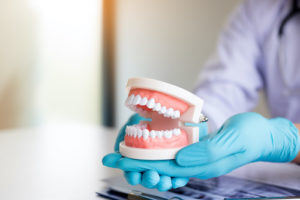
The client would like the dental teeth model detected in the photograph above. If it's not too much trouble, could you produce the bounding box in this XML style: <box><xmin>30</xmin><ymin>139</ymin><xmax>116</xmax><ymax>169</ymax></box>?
<box><xmin>119</xmin><ymin>77</ymin><xmax>207</xmax><ymax>160</ymax></box>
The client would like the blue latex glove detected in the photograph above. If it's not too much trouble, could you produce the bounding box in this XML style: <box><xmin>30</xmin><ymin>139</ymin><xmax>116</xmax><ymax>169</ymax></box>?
<box><xmin>102</xmin><ymin>114</ymin><xmax>208</xmax><ymax>191</ymax></box>
<box><xmin>103</xmin><ymin>153</ymin><xmax>190</xmax><ymax>191</ymax></box>
<box><xmin>104</xmin><ymin>112</ymin><xmax>300</xmax><ymax>186</ymax></box>
<box><xmin>176</xmin><ymin>112</ymin><xmax>300</xmax><ymax>168</ymax></box>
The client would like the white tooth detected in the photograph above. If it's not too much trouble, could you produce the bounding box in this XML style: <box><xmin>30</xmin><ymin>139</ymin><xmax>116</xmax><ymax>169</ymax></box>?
<box><xmin>150</xmin><ymin>130</ymin><xmax>156</xmax><ymax>139</ymax></box>
<box><xmin>156</xmin><ymin>131</ymin><xmax>163</xmax><ymax>138</ymax></box>
<box><xmin>164</xmin><ymin>130</ymin><xmax>172</xmax><ymax>139</ymax></box>
<box><xmin>173</xmin><ymin>110</ymin><xmax>180</xmax><ymax>118</ymax></box>
<box><xmin>141</xmin><ymin>124</ymin><xmax>146</xmax><ymax>129</ymax></box>
<box><xmin>142</xmin><ymin>129</ymin><xmax>149</xmax><ymax>140</ymax></box>
<box><xmin>128</xmin><ymin>94</ymin><xmax>135</xmax><ymax>105</ymax></box>
<box><xmin>147</xmin><ymin>98</ymin><xmax>155</xmax><ymax>109</ymax></box>
<box><xmin>173</xmin><ymin>128</ymin><xmax>181</xmax><ymax>136</ymax></box>
<box><xmin>140</xmin><ymin>97</ymin><xmax>148</xmax><ymax>106</ymax></box>
<box><xmin>137</xmin><ymin>129</ymin><xmax>143</xmax><ymax>138</ymax></box>
<box><xmin>131</xmin><ymin>127</ymin><xmax>136</xmax><ymax>136</ymax></box>
<box><xmin>132</xmin><ymin>127</ymin><xmax>136</xmax><ymax>135</ymax></box>
<box><xmin>165</xmin><ymin>108</ymin><xmax>174</xmax><ymax>117</ymax></box>
<box><xmin>126</xmin><ymin>127</ymin><xmax>131</xmax><ymax>135</ymax></box>
<box><xmin>153</xmin><ymin>103</ymin><xmax>161</xmax><ymax>111</ymax></box>
<box><xmin>133</xmin><ymin>128</ymin><xmax>138</xmax><ymax>138</ymax></box>
<box><xmin>133</xmin><ymin>95</ymin><xmax>141</xmax><ymax>105</ymax></box>
<box><xmin>159</xmin><ymin>106</ymin><xmax>167</xmax><ymax>114</ymax></box>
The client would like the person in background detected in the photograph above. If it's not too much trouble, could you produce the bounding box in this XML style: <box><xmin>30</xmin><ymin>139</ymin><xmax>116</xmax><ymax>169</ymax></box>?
<box><xmin>103</xmin><ymin>0</ymin><xmax>300</xmax><ymax>191</ymax></box>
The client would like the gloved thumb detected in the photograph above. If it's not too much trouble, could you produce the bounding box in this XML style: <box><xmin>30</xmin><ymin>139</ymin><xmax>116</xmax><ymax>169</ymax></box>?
<box><xmin>176</xmin><ymin>130</ymin><xmax>229</xmax><ymax>167</ymax></box>
<box><xmin>102</xmin><ymin>153</ymin><xmax>122</xmax><ymax>168</ymax></box>
<box><xmin>176</xmin><ymin>140</ymin><xmax>214</xmax><ymax>167</ymax></box>
<box><xmin>175</xmin><ymin>122</ymin><xmax>210</xmax><ymax>166</ymax></box>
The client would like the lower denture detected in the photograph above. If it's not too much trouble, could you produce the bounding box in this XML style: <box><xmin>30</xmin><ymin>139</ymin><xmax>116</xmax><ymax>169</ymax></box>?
<box><xmin>124</xmin><ymin>129</ymin><xmax>188</xmax><ymax>149</ymax></box>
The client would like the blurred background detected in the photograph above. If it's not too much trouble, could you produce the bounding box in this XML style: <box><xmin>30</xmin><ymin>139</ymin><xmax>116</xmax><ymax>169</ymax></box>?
<box><xmin>0</xmin><ymin>0</ymin><xmax>267</xmax><ymax>130</ymax></box>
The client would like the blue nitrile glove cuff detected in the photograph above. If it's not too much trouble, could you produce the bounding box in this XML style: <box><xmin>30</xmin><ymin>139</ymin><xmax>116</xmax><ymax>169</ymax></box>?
<box><xmin>261</xmin><ymin>117</ymin><xmax>300</xmax><ymax>163</ymax></box>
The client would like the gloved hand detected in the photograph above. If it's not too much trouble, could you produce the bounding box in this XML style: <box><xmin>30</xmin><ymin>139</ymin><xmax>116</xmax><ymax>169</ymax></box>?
<box><xmin>102</xmin><ymin>114</ymin><xmax>208</xmax><ymax>191</ymax></box>
<box><xmin>176</xmin><ymin>112</ymin><xmax>300</xmax><ymax>170</ymax></box>
<box><xmin>104</xmin><ymin>112</ymin><xmax>300</xmax><ymax>188</ymax></box>
<box><xmin>103</xmin><ymin>153</ymin><xmax>190</xmax><ymax>191</ymax></box>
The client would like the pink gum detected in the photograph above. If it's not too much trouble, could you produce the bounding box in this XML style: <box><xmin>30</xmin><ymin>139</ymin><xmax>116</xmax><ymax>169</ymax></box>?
<box><xmin>129</xmin><ymin>88</ymin><xmax>189</xmax><ymax>113</ymax></box>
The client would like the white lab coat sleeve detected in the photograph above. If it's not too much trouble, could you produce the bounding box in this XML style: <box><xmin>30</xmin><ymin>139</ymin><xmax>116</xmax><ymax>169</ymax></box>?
<box><xmin>194</xmin><ymin>0</ymin><xmax>265</xmax><ymax>131</ymax></box>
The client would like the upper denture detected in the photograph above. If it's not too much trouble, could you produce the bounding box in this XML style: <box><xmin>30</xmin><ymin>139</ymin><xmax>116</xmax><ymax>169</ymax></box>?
<box><xmin>126</xmin><ymin>88</ymin><xmax>189</xmax><ymax>119</ymax></box>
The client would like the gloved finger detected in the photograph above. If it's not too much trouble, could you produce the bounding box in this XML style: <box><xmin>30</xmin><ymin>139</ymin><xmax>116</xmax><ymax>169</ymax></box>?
<box><xmin>117</xmin><ymin>152</ymin><xmax>248</xmax><ymax>178</ymax></box>
<box><xmin>117</xmin><ymin>158</ymin><xmax>196</xmax><ymax>177</ymax></box>
<box><xmin>176</xmin><ymin>130</ymin><xmax>242</xmax><ymax>167</ymax></box>
<box><xmin>124</xmin><ymin>171</ymin><xmax>142</xmax><ymax>185</ymax></box>
<box><xmin>184</xmin><ymin>121</ymin><xmax>208</xmax><ymax>140</ymax></box>
<box><xmin>114</xmin><ymin>114</ymin><xmax>146</xmax><ymax>152</ymax></box>
<box><xmin>171</xmin><ymin>177</ymin><xmax>189</xmax><ymax>189</ymax></box>
<box><xmin>141</xmin><ymin>170</ymin><xmax>160</xmax><ymax>188</ymax></box>
<box><xmin>157</xmin><ymin>176</ymin><xmax>172</xmax><ymax>191</ymax></box>
<box><xmin>102</xmin><ymin>153</ymin><xmax>122</xmax><ymax>168</ymax></box>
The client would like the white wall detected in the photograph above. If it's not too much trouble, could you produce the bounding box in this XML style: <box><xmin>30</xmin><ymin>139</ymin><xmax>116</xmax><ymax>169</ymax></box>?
<box><xmin>0</xmin><ymin>0</ymin><xmax>102</xmax><ymax>129</ymax></box>
<box><xmin>114</xmin><ymin>0</ymin><xmax>242</xmax><ymax>127</ymax></box>
<box><xmin>34</xmin><ymin>0</ymin><xmax>102</xmax><ymax>125</ymax></box>
<box><xmin>0</xmin><ymin>0</ymin><xmax>37</xmax><ymax>129</ymax></box>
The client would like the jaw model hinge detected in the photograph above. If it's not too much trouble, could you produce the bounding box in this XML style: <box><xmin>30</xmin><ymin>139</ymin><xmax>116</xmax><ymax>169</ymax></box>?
<box><xmin>199</xmin><ymin>114</ymin><xmax>208</xmax><ymax>123</ymax></box>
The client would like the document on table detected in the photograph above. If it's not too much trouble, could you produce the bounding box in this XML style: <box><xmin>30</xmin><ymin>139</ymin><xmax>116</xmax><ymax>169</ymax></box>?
<box><xmin>228</xmin><ymin>162</ymin><xmax>300</xmax><ymax>191</ymax></box>
<box><xmin>98</xmin><ymin>162</ymin><xmax>300</xmax><ymax>200</ymax></box>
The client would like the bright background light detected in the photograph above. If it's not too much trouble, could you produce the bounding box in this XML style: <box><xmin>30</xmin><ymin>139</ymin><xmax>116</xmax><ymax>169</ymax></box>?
<box><xmin>0</xmin><ymin>0</ymin><xmax>268</xmax><ymax>130</ymax></box>
<box><xmin>33</xmin><ymin>0</ymin><xmax>102</xmax><ymax>125</ymax></box>
<box><xmin>0</xmin><ymin>0</ymin><xmax>102</xmax><ymax>128</ymax></box>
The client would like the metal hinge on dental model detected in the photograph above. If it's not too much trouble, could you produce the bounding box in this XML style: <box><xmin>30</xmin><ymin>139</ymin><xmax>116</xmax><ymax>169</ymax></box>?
<box><xmin>199</xmin><ymin>114</ymin><xmax>208</xmax><ymax>123</ymax></box>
